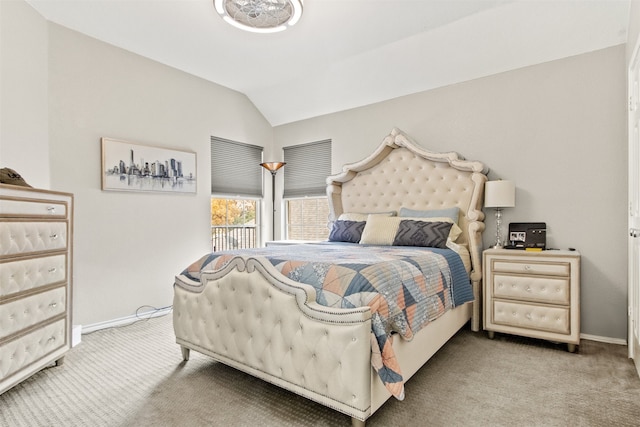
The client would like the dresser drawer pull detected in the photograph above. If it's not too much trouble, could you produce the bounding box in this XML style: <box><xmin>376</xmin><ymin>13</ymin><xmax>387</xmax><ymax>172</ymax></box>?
<box><xmin>47</xmin><ymin>206</ymin><xmax>56</xmax><ymax>214</ymax></box>
<box><xmin>524</xmin><ymin>265</ymin><xmax>532</xmax><ymax>271</ymax></box>
<box><xmin>49</xmin><ymin>302</ymin><xmax>58</xmax><ymax>309</ymax></box>
<box><xmin>48</xmin><ymin>267</ymin><xmax>57</xmax><ymax>273</ymax></box>
<box><xmin>50</xmin><ymin>233</ymin><xmax>59</xmax><ymax>240</ymax></box>
<box><xmin>526</xmin><ymin>286</ymin><xmax>531</xmax><ymax>292</ymax></box>
<box><xmin>48</xmin><ymin>336</ymin><xmax>56</xmax><ymax>343</ymax></box>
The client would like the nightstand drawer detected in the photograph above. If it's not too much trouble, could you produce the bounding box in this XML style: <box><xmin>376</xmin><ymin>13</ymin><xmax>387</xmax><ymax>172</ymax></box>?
<box><xmin>493</xmin><ymin>300</ymin><xmax>570</xmax><ymax>334</ymax></box>
<box><xmin>493</xmin><ymin>274</ymin><xmax>570</xmax><ymax>305</ymax></box>
<box><xmin>492</xmin><ymin>260</ymin><xmax>570</xmax><ymax>277</ymax></box>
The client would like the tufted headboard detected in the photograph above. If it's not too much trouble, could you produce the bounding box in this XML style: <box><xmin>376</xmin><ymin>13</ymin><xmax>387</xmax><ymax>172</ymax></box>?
<box><xmin>326</xmin><ymin>128</ymin><xmax>489</xmax><ymax>284</ymax></box>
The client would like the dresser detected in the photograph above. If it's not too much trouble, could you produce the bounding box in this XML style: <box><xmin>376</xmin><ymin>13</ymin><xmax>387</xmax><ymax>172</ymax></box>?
<box><xmin>0</xmin><ymin>184</ymin><xmax>73</xmax><ymax>394</ymax></box>
<box><xmin>483</xmin><ymin>249</ymin><xmax>580</xmax><ymax>352</ymax></box>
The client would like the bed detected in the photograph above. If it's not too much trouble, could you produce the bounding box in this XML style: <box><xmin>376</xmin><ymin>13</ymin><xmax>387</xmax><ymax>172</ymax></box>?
<box><xmin>173</xmin><ymin>128</ymin><xmax>488</xmax><ymax>426</ymax></box>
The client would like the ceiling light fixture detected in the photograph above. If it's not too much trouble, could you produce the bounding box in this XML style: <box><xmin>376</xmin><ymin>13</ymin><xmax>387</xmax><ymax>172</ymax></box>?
<box><xmin>214</xmin><ymin>0</ymin><xmax>303</xmax><ymax>33</ymax></box>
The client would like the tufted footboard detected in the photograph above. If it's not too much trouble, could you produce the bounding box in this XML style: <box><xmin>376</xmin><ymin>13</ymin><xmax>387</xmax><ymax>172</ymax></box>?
<box><xmin>173</xmin><ymin>256</ymin><xmax>374</xmax><ymax>422</ymax></box>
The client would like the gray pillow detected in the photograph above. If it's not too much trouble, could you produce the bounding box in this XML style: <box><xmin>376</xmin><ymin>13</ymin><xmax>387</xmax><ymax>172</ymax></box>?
<box><xmin>329</xmin><ymin>220</ymin><xmax>366</xmax><ymax>243</ymax></box>
<box><xmin>392</xmin><ymin>220</ymin><xmax>453</xmax><ymax>249</ymax></box>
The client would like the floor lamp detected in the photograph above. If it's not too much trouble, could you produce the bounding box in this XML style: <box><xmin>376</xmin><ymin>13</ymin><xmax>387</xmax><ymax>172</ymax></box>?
<box><xmin>484</xmin><ymin>180</ymin><xmax>516</xmax><ymax>248</ymax></box>
<box><xmin>260</xmin><ymin>162</ymin><xmax>286</xmax><ymax>240</ymax></box>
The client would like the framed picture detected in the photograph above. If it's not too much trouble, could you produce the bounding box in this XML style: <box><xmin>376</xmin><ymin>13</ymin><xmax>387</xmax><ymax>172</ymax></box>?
<box><xmin>101</xmin><ymin>137</ymin><xmax>197</xmax><ymax>194</ymax></box>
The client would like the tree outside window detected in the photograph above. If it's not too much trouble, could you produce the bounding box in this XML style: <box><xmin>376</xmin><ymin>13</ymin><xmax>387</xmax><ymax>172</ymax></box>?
<box><xmin>211</xmin><ymin>198</ymin><xmax>257</xmax><ymax>251</ymax></box>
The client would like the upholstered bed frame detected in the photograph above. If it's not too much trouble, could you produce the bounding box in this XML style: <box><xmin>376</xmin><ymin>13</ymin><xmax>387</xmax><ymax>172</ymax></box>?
<box><xmin>173</xmin><ymin>128</ymin><xmax>488</xmax><ymax>426</ymax></box>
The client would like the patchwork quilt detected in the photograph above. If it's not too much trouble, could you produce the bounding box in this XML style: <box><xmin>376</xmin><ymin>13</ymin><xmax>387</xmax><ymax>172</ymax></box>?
<box><xmin>178</xmin><ymin>243</ymin><xmax>473</xmax><ymax>400</ymax></box>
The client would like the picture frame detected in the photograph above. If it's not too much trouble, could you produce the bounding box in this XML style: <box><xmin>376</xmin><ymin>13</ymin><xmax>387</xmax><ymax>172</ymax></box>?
<box><xmin>101</xmin><ymin>137</ymin><xmax>197</xmax><ymax>194</ymax></box>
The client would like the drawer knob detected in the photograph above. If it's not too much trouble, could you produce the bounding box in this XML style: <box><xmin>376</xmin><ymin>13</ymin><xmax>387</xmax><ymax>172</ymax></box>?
<box><xmin>526</xmin><ymin>286</ymin><xmax>531</xmax><ymax>292</ymax></box>
<box><xmin>50</xmin><ymin>233</ymin><xmax>59</xmax><ymax>240</ymax></box>
<box><xmin>526</xmin><ymin>313</ymin><xmax>532</xmax><ymax>320</ymax></box>
<box><xmin>48</xmin><ymin>267</ymin><xmax>57</xmax><ymax>273</ymax></box>
<box><xmin>49</xmin><ymin>302</ymin><xmax>58</xmax><ymax>308</ymax></box>
<box><xmin>47</xmin><ymin>206</ymin><xmax>56</xmax><ymax>214</ymax></box>
<box><xmin>524</xmin><ymin>265</ymin><xmax>532</xmax><ymax>271</ymax></box>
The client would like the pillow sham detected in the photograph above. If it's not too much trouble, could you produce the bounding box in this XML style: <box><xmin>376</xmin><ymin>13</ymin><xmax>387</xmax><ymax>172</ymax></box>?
<box><xmin>328</xmin><ymin>220</ymin><xmax>366</xmax><ymax>243</ymax></box>
<box><xmin>338</xmin><ymin>211</ymin><xmax>396</xmax><ymax>222</ymax></box>
<box><xmin>392</xmin><ymin>220</ymin><xmax>453</xmax><ymax>249</ymax></box>
<box><xmin>399</xmin><ymin>206</ymin><xmax>460</xmax><ymax>224</ymax></box>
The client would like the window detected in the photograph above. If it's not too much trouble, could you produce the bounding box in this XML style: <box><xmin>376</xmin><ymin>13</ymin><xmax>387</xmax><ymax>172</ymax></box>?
<box><xmin>287</xmin><ymin>197</ymin><xmax>330</xmax><ymax>240</ymax></box>
<box><xmin>211</xmin><ymin>137</ymin><xmax>263</xmax><ymax>250</ymax></box>
<box><xmin>211</xmin><ymin>198</ymin><xmax>257</xmax><ymax>251</ymax></box>
<box><xmin>283</xmin><ymin>140</ymin><xmax>332</xmax><ymax>240</ymax></box>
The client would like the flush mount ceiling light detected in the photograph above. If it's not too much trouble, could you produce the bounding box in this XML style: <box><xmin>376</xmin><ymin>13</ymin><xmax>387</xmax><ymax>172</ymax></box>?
<box><xmin>214</xmin><ymin>0</ymin><xmax>303</xmax><ymax>33</ymax></box>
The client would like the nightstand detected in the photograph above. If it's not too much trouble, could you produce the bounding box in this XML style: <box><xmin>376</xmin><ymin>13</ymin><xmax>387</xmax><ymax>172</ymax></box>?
<box><xmin>483</xmin><ymin>248</ymin><xmax>580</xmax><ymax>352</ymax></box>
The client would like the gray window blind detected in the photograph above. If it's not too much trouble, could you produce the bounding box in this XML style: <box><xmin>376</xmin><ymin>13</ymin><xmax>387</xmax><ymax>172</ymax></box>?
<box><xmin>211</xmin><ymin>137</ymin><xmax>263</xmax><ymax>197</ymax></box>
<box><xmin>283</xmin><ymin>139</ymin><xmax>331</xmax><ymax>198</ymax></box>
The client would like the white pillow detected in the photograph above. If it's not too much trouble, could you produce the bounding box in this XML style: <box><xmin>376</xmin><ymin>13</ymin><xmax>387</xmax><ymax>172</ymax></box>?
<box><xmin>359</xmin><ymin>216</ymin><xmax>402</xmax><ymax>245</ymax></box>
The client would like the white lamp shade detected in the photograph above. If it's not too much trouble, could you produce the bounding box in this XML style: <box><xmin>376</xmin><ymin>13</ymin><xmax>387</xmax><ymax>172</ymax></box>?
<box><xmin>484</xmin><ymin>180</ymin><xmax>515</xmax><ymax>208</ymax></box>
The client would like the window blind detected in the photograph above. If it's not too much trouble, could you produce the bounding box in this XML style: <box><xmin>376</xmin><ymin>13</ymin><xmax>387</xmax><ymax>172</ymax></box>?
<box><xmin>283</xmin><ymin>139</ymin><xmax>331</xmax><ymax>198</ymax></box>
<box><xmin>211</xmin><ymin>137</ymin><xmax>263</xmax><ymax>197</ymax></box>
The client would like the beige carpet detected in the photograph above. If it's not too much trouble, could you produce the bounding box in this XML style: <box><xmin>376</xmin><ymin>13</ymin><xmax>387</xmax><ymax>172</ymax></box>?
<box><xmin>1</xmin><ymin>313</ymin><xmax>639</xmax><ymax>427</ymax></box>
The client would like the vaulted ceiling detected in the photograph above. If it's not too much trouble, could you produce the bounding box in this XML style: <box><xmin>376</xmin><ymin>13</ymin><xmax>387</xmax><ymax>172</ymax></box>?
<box><xmin>26</xmin><ymin>0</ymin><xmax>630</xmax><ymax>126</ymax></box>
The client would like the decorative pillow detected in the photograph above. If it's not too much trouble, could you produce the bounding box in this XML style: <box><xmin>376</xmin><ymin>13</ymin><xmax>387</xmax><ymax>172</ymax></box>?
<box><xmin>399</xmin><ymin>206</ymin><xmax>460</xmax><ymax>224</ymax></box>
<box><xmin>403</xmin><ymin>216</ymin><xmax>463</xmax><ymax>242</ymax></box>
<box><xmin>328</xmin><ymin>220</ymin><xmax>366</xmax><ymax>243</ymax></box>
<box><xmin>392</xmin><ymin>220</ymin><xmax>453</xmax><ymax>249</ymax></box>
<box><xmin>359</xmin><ymin>215</ymin><xmax>403</xmax><ymax>245</ymax></box>
<box><xmin>360</xmin><ymin>215</ymin><xmax>463</xmax><ymax>245</ymax></box>
<box><xmin>338</xmin><ymin>211</ymin><xmax>396</xmax><ymax>222</ymax></box>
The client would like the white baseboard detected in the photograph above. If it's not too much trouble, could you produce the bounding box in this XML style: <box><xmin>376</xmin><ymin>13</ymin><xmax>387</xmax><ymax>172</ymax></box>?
<box><xmin>81</xmin><ymin>306</ymin><xmax>173</xmax><ymax>334</ymax></box>
<box><xmin>72</xmin><ymin>325</ymin><xmax>82</xmax><ymax>347</ymax></box>
<box><xmin>580</xmin><ymin>333</ymin><xmax>627</xmax><ymax>346</ymax></box>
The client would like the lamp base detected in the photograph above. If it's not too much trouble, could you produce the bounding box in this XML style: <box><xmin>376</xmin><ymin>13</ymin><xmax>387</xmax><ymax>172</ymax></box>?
<box><xmin>493</xmin><ymin>208</ymin><xmax>504</xmax><ymax>249</ymax></box>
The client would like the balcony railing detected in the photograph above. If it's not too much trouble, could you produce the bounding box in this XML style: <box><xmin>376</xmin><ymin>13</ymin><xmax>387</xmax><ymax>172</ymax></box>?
<box><xmin>211</xmin><ymin>226</ymin><xmax>257</xmax><ymax>252</ymax></box>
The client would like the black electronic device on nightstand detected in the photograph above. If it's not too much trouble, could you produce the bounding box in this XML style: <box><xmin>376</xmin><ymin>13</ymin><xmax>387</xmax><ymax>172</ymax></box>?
<box><xmin>505</xmin><ymin>222</ymin><xmax>547</xmax><ymax>250</ymax></box>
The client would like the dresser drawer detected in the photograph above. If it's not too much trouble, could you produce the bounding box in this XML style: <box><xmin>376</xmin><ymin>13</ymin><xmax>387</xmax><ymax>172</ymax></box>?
<box><xmin>491</xmin><ymin>259</ymin><xmax>570</xmax><ymax>277</ymax></box>
<box><xmin>0</xmin><ymin>221</ymin><xmax>68</xmax><ymax>257</ymax></box>
<box><xmin>0</xmin><ymin>197</ymin><xmax>67</xmax><ymax>218</ymax></box>
<box><xmin>493</xmin><ymin>300</ymin><xmax>570</xmax><ymax>335</ymax></box>
<box><xmin>493</xmin><ymin>273</ymin><xmax>570</xmax><ymax>305</ymax></box>
<box><xmin>0</xmin><ymin>255</ymin><xmax>67</xmax><ymax>297</ymax></box>
<box><xmin>0</xmin><ymin>318</ymin><xmax>67</xmax><ymax>380</ymax></box>
<box><xmin>0</xmin><ymin>287</ymin><xmax>66</xmax><ymax>341</ymax></box>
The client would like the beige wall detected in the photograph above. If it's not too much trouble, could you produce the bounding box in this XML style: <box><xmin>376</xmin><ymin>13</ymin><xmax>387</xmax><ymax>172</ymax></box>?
<box><xmin>275</xmin><ymin>46</ymin><xmax>628</xmax><ymax>340</ymax></box>
<box><xmin>628</xmin><ymin>1</ymin><xmax>640</xmax><ymax>63</ymax></box>
<box><xmin>0</xmin><ymin>0</ymin><xmax>50</xmax><ymax>188</ymax></box>
<box><xmin>46</xmin><ymin>24</ymin><xmax>274</xmax><ymax>325</ymax></box>
<box><xmin>2</xmin><ymin>0</ymin><xmax>274</xmax><ymax>325</ymax></box>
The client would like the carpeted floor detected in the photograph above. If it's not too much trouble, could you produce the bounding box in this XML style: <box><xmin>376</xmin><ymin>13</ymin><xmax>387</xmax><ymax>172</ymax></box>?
<box><xmin>1</xmin><ymin>313</ymin><xmax>639</xmax><ymax>427</ymax></box>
